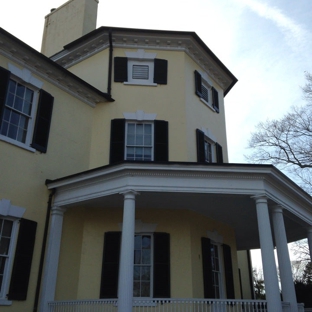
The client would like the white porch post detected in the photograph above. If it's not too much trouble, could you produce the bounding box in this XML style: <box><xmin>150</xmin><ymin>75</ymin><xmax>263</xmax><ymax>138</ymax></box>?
<box><xmin>252</xmin><ymin>195</ymin><xmax>283</xmax><ymax>312</ymax></box>
<box><xmin>272</xmin><ymin>206</ymin><xmax>298</xmax><ymax>312</ymax></box>
<box><xmin>39</xmin><ymin>206</ymin><xmax>66</xmax><ymax>312</ymax></box>
<box><xmin>118</xmin><ymin>191</ymin><xmax>138</xmax><ymax>312</ymax></box>
<box><xmin>307</xmin><ymin>228</ymin><xmax>312</xmax><ymax>261</ymax></box>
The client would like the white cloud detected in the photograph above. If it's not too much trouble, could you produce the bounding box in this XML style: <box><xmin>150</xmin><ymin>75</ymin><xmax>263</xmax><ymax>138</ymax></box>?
<box><xmin>234</xmin><ymin>0</ymin><xmax>311</xmax><ymax>54</ymax></box>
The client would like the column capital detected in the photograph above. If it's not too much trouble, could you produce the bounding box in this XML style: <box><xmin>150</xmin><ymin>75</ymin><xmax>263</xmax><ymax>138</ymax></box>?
<box><xmin>251</xmin><ymin>194</ymin><xmax>268</xmax><ymax>205</ymax></box>
<box><xmin>272</xmin><ymin>205</ymin><xmax>284</xmax><ymax>214</ymax></box>
<box><xmin>120</xmin><ymin>190</ymin><xmax>140</xmax><ymax>199</ymax></box>
<box><xmin>51</xmin><ymin>206</ymin><xmax>66</xmax><ymax>216</ymax></box>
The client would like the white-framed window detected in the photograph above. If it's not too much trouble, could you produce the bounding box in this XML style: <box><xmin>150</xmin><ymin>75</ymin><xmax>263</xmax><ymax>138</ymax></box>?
<box><xmin>0</xmin><ymin>78</ymin><xmax>38</xmax><ymax>146</ymax></box>
<box><xmin>133</xmin><ymin>234</ymin><xmax>153</xmax><ymax>297</ymax></box>
<box><xmin>114</xmin><ymin>50</ymin><xmax>168</xmax><ymax>86</ymax></box>
<box><xmin>0</xmin><ymin>217</ymin><xmax>18</xmax><ymax>302</ymax></box>
<box><xmin>195</xmin><ymin>70</ymin><xmax>219</xmax><ymax>113</ymax></box>
<box><xmin>128</xmin><ymin>59</ymin><xmax>155</xmax><ymax>85</ymax></box>
<box><xmin>0</xmin><ymin>64</ymin><xmax>54</xmax><ymax>153</ymax></box>
<box><xmin>125</xmin><ymin>122</ymin><xmax>153</xmax><ymax>161</ymax></box>
<box><xmin>210</xmin><ymin>243</ymin><xmax>222</xmax><ymax>299</ymax></box>
<box><xmin>204</xmin><ymin>138</ymin><xmax>214</xmax><ymax>163</ymax></box>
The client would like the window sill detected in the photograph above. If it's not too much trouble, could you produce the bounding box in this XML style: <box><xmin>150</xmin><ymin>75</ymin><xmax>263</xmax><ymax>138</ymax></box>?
<box><xmin>200</xmin><ymin>98</ymin><xmax>216</xmax><ymax>112</ymax></box>
<box><xmin>124</xmin><ymin>82</ymin><xmax>157</xmax><ymax>87</ymax></box>
<box><xmin>0</xmin><ymin>299</ymin><xmax>12</xmax><ymax>306</ymax></box>
<box><xmin>0</xmin><ymin>135</ymin><xmax>36</xmax><ymax>152</ymax></box>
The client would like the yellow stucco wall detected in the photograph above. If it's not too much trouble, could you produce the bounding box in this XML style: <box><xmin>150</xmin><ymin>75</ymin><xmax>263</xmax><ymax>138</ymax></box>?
<box><xmin>67</xmin><ymin>47</ymin><xmax>229</xmax><ymax>167</ymax></box>
<box><xmin>0</xmin><ymin>58</ymin><xmax>94</xmax><ymax>312</ymax></box>
<box><xmin>55</xmin><ymin>208</ymin><xmax>240</xmax><ymax>301</ymax></box>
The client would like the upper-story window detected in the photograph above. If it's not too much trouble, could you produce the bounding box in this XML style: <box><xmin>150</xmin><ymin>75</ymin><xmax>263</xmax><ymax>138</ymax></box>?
<box><xmin>126</xmin><ymin>122</ymin><xmax>153</xmax><ymax>161</ymax></box>
<box><xmin>110</xmin><ymin>110</ymin><xmax>168</xmax><ymax>164</ymax></box>
<box><xmin>114</xmin><ymin>49</ymin><xmax>168</xmax><ymax>86</ymax></box>
<box><xmin>194</xmin><ymin>70</ymin><xmax>219</xmax><ymax>113</ymax></box>
<box><xmin>0</xmin><ymin>65</ymin><xmax>54</xmax><ymax>153</ymax></box>
<box><xmin>196</xmin><ymin>128</ymin><xmax>223</xmax><ymax>164</ymax></box>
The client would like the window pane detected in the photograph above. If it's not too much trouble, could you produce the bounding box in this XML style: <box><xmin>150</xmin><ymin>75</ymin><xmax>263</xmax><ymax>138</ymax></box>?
<box><xmin>126</xmin><ymin>147</ymin><xmax>135</xmax><ymax>160</ymax></box>
<box><xmin>2</xmin><ymin>220</ymin><xmax>13</xmax><ymax>237</ymax></box>
<box><xmin>3</xmin><ymin>108</ymin><xmax>11</xmax><ymax>122</ymax></box>
<box><xmin>133</xmin><ymin>266</ymin><xmax>140</xmax><ymax>280</ymax></box>
<box><xmin>0</xmin><ymin>121</ymin><xmax>8</xmax><ymax>136</ymax></box>
<box><xmin>127</xmin><ymin>134</ymin><xmax>135</xmax><ymax>145</ymax></box>
<box><xmin>136</xmin><ymin>124</ymin><xmax>143</xmax><ymax>135</ymax></box>
<box><xmin>142</xmin><ymin>250</ymin><xmax>151</xmax><ymax>264</ymax></box>
<box><xmin>11</xmin><ymin>111</ymin><xmax>20</xmax><ymax>126</ymax></box>
<box><xmin>135</xmin><ymin>147</ymin><xmax>143</xmax><ymax>160</ymax></box>
<box><xmin>135</xmin><ymin>236</ymin><xmax>142</xmax><ymax>249</ymax></box>
<box><xmin>141</xmin><ymin>282</ymin><xmax>150</xmax><ymax>297</ymax></box>
<box><xmin>14</xmin><ymin>96</ymin><xmax>23</xmax><ymax>111</ymax></box>
<box><xmin>136</xmin><ymin>135</ymin><xmax>143</xmax><ymax>145</ymax></box>
<box><xmin>127</xmin><ymin>123</ymin><xmax>135</xmax><ymax>134</ymax></box>
<box><xmin>144</xmin><ymin>124</ymin><xmax>152</xmax><ymax>134</ymax></box>
<box><xmin>8</xmin><ymin>80</ymin><xmax>16</xmax><ymax>93</ymax></box>
<box><xmin>133</xmin><ymin>282</ymin><xmax>140</xmax><ymax>297</ymax></box>
<box><xmin>134</xmin><ymin>250</ymin><xmax>141</xmax><ymax>264</ymax></box>
<box><xmin>6</xmin><ymin>93</ymin><xmax>14</xmax><ymax>107</ymax></box>
<box><xmin>142</xmin><ymin>236</ymin><xmax>151</xmax><ymax>249</ymax></box>
<box><xmin>0</xmin><ymin>237</ymin><xmax>10</xmax><ymax>255</ymax></box>
<box><xmin>144</xmin><ymin>134</ymin><xmax>152</xmax><ymax>145</ymax></box>
<box><xmin>16</xmin><ymin>83</ymin><xmax>25</xmax><ymax>98</ymax></box>
<box><xmin>141</xmin><ymin>266</ymin><xmax>150</xmax><ymax>281</ymax></box>
<box><xmin>8</xmin><ymin>124</ymin><xmax>18</xmax><ymax>140</ymax></box>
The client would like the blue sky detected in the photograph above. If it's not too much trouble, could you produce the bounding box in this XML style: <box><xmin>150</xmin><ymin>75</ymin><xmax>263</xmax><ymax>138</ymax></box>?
<box><xmin>1</xmin><ymin>0</ymin><xmax>311</xmax><ymax>165</ymax></box>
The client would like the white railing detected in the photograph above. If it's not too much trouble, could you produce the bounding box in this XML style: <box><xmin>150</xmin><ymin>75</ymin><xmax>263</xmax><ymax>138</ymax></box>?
<box><xmin>48</xmin><ymin>298</ymin><xmax>268</xmax><ymax>312</ymax></box>
<box><xmin>48</xmin><ymin>298</ymin><xmax>303</xmax><ymax>312</ymax></box>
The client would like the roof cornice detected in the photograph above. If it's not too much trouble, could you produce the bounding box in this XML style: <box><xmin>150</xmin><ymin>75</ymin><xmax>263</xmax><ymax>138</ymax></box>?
<box><xmin>0</xmin><ymin>28</ymin><xmax>114</xmax><ymax>107</ymax></box>
<box><xmin>51</xmin><ymin>27</ymin><xmax>238</xmax><ymax>96</ymax></box>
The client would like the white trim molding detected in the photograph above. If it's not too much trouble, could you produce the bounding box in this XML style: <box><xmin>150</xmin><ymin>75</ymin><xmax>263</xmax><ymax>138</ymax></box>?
<box><xmin>0</xmin><ymin>199</ymin><xmax>26</xmax><ymax>218</ymax></box>
<box><xmin>123</xmin><ymin>110</ymin><xmax>157</xmax><ymax>121</ymax></box>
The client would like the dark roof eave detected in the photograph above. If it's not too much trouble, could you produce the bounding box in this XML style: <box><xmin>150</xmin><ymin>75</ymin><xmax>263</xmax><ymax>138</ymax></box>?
<box><xmin>0</xmin><ymin>27</ymin><xmax>114</xmax><ymax>103</ymax></box>
<box><xmin>60</xmin><ymin>26</ymin><xmax>238</xmax><ymax>95</ymax></box>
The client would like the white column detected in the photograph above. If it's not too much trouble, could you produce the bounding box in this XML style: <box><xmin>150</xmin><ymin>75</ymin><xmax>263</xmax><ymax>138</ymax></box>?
<box><xmin>272</xmin><ymin>206</ymin><xmax>298</xmax><ymax>312</ymax></box>
<box><xmin>39</xmin><ymin>206</ymin><xmax>66</xmax><ymax>312</ymax></box>
<box><xmin>252</xmin><ymin>195</ymin><xmax>283</xmax><ymax>312</ymax></box>
<box><xmin>307</xmin><ymin>228</ymin><xmax>312</xmax><ymax>261</ymax></box>
<box><xmin>118</xmin><ymin>191</ymin><xmax>138</xmax><ymax>312</ymax></box>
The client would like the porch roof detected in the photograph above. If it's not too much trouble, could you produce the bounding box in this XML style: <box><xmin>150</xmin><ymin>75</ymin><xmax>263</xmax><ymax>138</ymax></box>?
<box><xmin>46</xmin><ymin>162</ymin><xmax>312</xmax><ymax>250</ymax></box>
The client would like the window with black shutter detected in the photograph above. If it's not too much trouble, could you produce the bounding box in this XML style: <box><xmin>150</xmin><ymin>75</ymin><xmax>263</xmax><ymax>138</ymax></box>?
<box><xmin>0</xmin><ymin>66</ymin><xmax>54</xmax><ymax>153</ymax></box>
<box><xmin>8</xmin><ymin>219</ymin><xmax>37</xmax><ymax>301</ymax></box>
<box><xmin>196</xmin><ymin>129</ymin><xmax>223</xmax><ymax>164</ymax></box>
<box><xmin>114</xmin><ymin>57</ymin><xmax>168</xmax><ymax>86</ymax></box>
<box><xmin>110</xmin><ymin>119</ymin><xmax>169</xmax><ymax>164</ymax></box>
<box><xmin>100</xmin><ymin>231</ymin><xmax>170</xmax><ymax>299</ymax></box>
<box><xmin>194</xmin><ymin>70</ymin><xmax>219</xmax><ymax>113</ymax></box>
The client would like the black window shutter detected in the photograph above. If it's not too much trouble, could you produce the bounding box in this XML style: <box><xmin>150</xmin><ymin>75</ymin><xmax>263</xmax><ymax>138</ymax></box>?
<box><xmin>0</xmin><ymin>67</ymin><xmax>10</xmax><ymax>124</ymax></box>
<box><xmin>223</xmin><ymin>244</ymin><xmax>235</xmax><ymax>299</ymax></box>
<box><xmin>212</xmin><ymin>87</ymin><xmax>219</xmax><ymax>113</ymax></box>
<box><xmin>201</xmin><ymin>237</ymin><xmax>214</xmax><ymax>298</ymax></box>
<box><xmin>8</xmin><ymin>219</ymin><xmax>37</xmax><ymax>301</ymax></box>
<box><xmin>154</xmin><ymin>120</ymin><xmax>168</xmax><ymax>162</ymax></box>
<box><xmin>153</xmin><ymin>232</ymin><xmax>170</xmax><ymax>298</ymax></box>
<box><xmin>31</xmin><ymin>89</ymin><xmax>54</xmax><ymax>153</ymax></box>
<box><xmin>100</xmin><ymin>232</ymin><xmax>121</xmax><ymax>298</ymax></box>
<box><xmin>110</xmin><ymin>119</ymin><xmax>126</xmax><ymax>164</ymax></box>
<box><xmin>194</xmin><ymin>71</ymin><xmax>202</xmax><ymax>97</ymax></box>
<box><xmin>114</xmin><ymin>57</ymin><xmax>128</xmax><ymax>82</ymax></box>
<box><xmin>196</xmin><ymin>129</ymin><xmax>205</xmax><ymax>163</ymax></box>
<box><xmin>154</xmin><ymin>59</ymin><xmax>168</xmax><ymax>84</ymax></box>
<box><xmin>215</xmin><ymin>143</ymin><xmax>223</xmax><ymax>164</ymax></box>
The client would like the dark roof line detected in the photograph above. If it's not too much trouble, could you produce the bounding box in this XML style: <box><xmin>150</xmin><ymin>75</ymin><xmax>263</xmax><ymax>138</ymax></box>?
<box><xmin>0</xmin><ymin>27</ymin><xmax>114</xmax><ymax>102</ymax></box>
<box><xmin>62</xmin><ymin>26</ymin><xmax>238</xmax><ymax>95</ymax></box>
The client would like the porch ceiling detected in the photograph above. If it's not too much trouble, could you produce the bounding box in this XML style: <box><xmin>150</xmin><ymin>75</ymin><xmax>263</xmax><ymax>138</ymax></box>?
<box><xmin>47</xmin><ymin>162</ymin><xmax>312</xmax><ymax>251</ymax></box>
